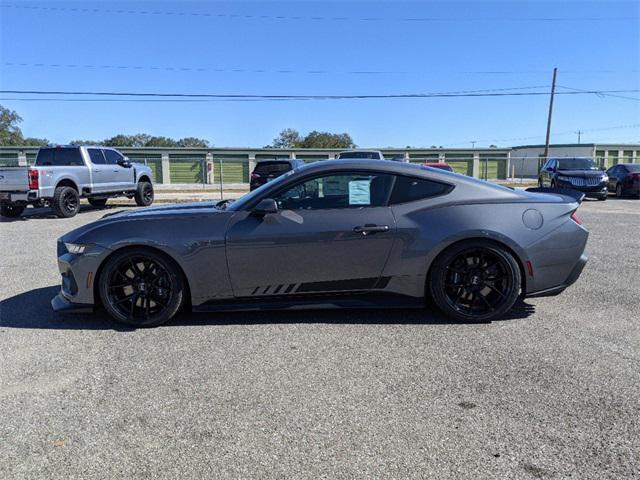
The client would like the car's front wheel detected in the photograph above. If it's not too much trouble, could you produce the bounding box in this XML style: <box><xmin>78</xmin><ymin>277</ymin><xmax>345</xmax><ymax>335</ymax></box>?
<box><xmin>429</xmin><ymin>240</ymin><xmax>522</xmax><ymax>322</ymax></box>
<box><xmin>99</xmin><ymin>248</ymin><xmax>185</xmax><ymax>327</ymax></box>
<box><xmin>616</xmin><ymin>184</ymin><xmax>624</xmax><ymax>198</ymax></box>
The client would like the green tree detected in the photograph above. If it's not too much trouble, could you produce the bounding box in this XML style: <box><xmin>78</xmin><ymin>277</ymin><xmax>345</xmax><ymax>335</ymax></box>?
<box><xmin>0</xmin><ymin>105</ymin><xmax>25</xmax><ymax>145</ymax></box>
<box><xmin>271</xmin><ymin>128</ymin><xmax>301</xmax><ymax>148</ymax></box>
<box><xmin>177</xmin><ymin>137</ymin><xmax>210</xmax><ymax>148</ymax></box>
<box><xmin>298</xmin><ymin>131</ymin><xmax>355</xmax><ymax>149</ymax></box>
<box><xmin>22</xmin><ymin>137</ymin><xmax>50</xmax><ymax>146</ymax></box>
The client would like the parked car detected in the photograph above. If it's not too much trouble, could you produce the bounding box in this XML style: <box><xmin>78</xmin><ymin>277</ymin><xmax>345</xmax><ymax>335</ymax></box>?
<box><xmin>423</xmin><ymin>162</ymin><xmax>454</xmax><ymax>172</ymax></box>
<box><xmin>53</xmin><ymin>159</ymin><xmax>589</xmax><ymax>327</ymax></box>
<box><xmin>337</xmin><ymin>150</ymin><xmax>385</xmax><ymax>160</ymax></box>
<box><xmin>0</xmin><ymin>145</ymin><xmax>154</xmax><ymax>218</ymax></box>
<box><xmin>249</xmin><ymin>159</ymin><xmax>305</xmax><ymax>191</ymax></box>
<box><xmin>538</xmin><ymin>157</ymin><xmax>608</xmax><ymax>201</ymax></box>
<box><xmin>605</xmin><ymin>163</ymin><xmax>640</xmax><ymax>198</ymax></box>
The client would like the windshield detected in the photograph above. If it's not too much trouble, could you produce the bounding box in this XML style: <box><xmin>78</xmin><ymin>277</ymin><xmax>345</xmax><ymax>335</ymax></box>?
<box><xmin>626</xmin><ymin>164</ymin><xmax>640</xmax><ymax>172</ymax></box>
<box><xmin>556</xmin><ymin>158</ymin><xmax>598</xmax><ymax>171</ymax></box>
<box><xmin>228</xmin><ymin>169</ymin><xmax>295</xmax><ymax>211</ymax></box>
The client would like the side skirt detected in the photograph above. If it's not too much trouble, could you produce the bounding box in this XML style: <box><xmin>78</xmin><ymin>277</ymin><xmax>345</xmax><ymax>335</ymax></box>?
<box><xmin>193</xmin><ymin>292</ymin><xmax>424</xmax><ymax>313</ymax></box>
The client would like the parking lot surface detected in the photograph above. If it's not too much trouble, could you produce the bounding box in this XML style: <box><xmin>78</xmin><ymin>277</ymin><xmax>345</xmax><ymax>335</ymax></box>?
<box><xmin>1</xmin><ymin>200</ymin><xmax>639</xmax><ymax>479</ymax></box>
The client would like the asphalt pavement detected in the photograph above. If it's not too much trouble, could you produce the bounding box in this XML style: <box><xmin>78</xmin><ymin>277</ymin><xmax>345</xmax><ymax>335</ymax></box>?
<box><xmin>1</xmin><ymin>198</ymin><xmax>639</xmax><ymax>479</ymax></box>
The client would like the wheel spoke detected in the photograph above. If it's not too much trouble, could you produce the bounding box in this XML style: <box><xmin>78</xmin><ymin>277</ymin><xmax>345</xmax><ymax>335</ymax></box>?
<box><xmin>486</xmin><ymin>283</ymin><xmax>506</xmax><ymax>298</ymax></box>
<box><xmin>479</xmin><ymin>293</ymin><xmax>495</xmax><ymax>311</ymax></box>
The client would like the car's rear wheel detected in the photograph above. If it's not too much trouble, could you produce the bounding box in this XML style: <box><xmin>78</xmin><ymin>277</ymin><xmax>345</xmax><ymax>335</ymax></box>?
<box><xmin>134</xmin><ymin>181</ymin><xmax>154</xmax><ymax>207</ymax></box>
<box><xmin>0</xmin><ymin>203</ymin><xmax>26</xmax><ymax>218</ymax></box>
<box><xmin>88</xmin><ymin>198</ymin><xmax>108</xmax><ymax>208</ymax></box>
<box><xmin>52</xmin><ymin>186</ymin><xmax>80</xmax><ymax>218</ymax></box>
<box><xmin>429</xmin><ymin>241</ymin><xmax>521</xmax><ymax>322</ymax></box>
<box><xmin>99</xmin><ymin>248</ymin><xmax>184</xmax><ymax>327</ymax></box>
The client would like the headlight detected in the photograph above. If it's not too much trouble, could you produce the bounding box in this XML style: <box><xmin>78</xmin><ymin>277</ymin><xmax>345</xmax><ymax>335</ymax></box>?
<box><xmin>602</xmin><ymin>175</ymin><xmax>608</xmax><ymax>182</ymax></box>
<box><xmin>557</xmin><ymin>175</ymin><xmax>569</xmax><ymax>182</ymax></box>
<box><xmin>64</xmin><ymin>242</ymin><xmax>87</xmax><ymax>254</ymax></box>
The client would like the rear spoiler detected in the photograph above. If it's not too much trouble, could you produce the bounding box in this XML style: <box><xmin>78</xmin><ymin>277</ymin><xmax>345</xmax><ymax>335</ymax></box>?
<box><xmin>525</xmin><ymin>187</ymin><xmax>585</xmax><ymax>204</ymax></box>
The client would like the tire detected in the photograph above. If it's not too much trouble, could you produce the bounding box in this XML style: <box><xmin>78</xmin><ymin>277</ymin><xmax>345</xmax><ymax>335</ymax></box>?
<box><xmin>428</xmin><ymin>240</ymin><xmax>522</xmax><ymax>322</ymax></box>
<box><xmin>52</xmin><ymin>186</ymin><xmax>80</xmax><ymax>218</ymax></box>
<box><xmin>0</xmin><ymin>204</ymin><xmax>25</xmax><ymax>218</ymax></box>
<box><xmin>134</xmin><ymin>181</ymin><xmax>154</xmax><ymax>207</ymax></box>
<box><xmin>88</xmin><ymin>198</ymin><xmax>108</xmax><ymax>208</ymax></box>
<box><xmin>597</xmin><ymin>195</ymin><xmax>607</xmax><ymax>201</ymax></box>
<box><xmin>616</xmin><ymin>184</ymin><xmax>623</xmax><ymax>198</ymax></box>
<box><xmin>99</xmin><ymin>247</ymin><xmax>185</xmax><ymax>327</ymax></box>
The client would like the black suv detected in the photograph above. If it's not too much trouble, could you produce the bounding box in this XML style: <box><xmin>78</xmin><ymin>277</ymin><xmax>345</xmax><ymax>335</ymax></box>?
<box><xmin>538</xmin><ymin>157</ymin><xmax>608</xmax><ymax>201</ymax></box>
<box><xmin>250</xmin><ymin>159</ymin><xmax>306</xmax><ymax>191</ymax></box>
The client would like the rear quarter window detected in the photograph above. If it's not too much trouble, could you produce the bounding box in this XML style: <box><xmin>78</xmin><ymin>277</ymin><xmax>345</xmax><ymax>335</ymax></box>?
<box><xmin>35</xmin><ymin>148</ymin><xmax>84</xmax><ymax>166</ymax></box>
<box><xmin>389</xmin><ymin>176</ymin><xmax>453</xmax><ymax>204</ymax></box>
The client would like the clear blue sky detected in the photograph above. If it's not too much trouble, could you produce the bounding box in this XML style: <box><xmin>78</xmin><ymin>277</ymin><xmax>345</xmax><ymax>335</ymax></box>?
<box><xmin>1</xmin><ymin>0</ymin><xmax>638</xmax><ymax>147</ymax></box>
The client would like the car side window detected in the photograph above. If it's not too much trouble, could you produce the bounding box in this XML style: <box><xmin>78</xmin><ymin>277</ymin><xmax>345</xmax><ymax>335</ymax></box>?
<box><xmin>103</xmin><ymin>149</ymin><xmax>123</xmax><ymax>165</ymax></box>
<box><xmin>88</xmin><ymin>148</ymin><xmax>106</xmax><ymax>165</ymax></box>
<box><xmin>388</xmin><ymin>175</ymin><xmax>453</xmax><ymax>204</ymax></box>
<box><xmin>273</xmin><ymin>172</ymin><xmax>393</xmax><ymax>210</ymax></box>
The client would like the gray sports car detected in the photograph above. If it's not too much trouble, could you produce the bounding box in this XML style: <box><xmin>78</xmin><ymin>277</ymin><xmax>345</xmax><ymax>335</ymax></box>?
<box><xmin>52</xmin><ymin>160</ymin><xmax>589</xmax><ymax>327</ymax></box>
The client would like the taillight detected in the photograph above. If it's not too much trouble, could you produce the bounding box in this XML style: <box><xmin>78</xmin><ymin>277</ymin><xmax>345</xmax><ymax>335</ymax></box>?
<box><xmin>28</xmin><ymin>169</ymin><xmax>39</xmax><ymax>190</ymax></box>
<box><xmin>570</xmin><ymin>211</ymin><xmax>583</xmax><ymax>225</ymax></box>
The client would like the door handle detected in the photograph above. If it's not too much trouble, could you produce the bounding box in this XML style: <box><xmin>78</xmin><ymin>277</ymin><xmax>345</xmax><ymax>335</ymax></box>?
<box><xmin>353</xmin><ymin>224</ymin><xmax>389</xmax><ymax>236</ymax></box>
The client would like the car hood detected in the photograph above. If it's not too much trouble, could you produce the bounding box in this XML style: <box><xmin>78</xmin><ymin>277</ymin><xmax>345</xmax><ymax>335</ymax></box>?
<box><xmin>60</xmin><ymin>201</ymin><xmax>223</xmax><ymax>243</ymax></box>
<box><xmin>556</xmin><ymin>170</ymin><xmax>605</xmax><ymax>178</ymax></box>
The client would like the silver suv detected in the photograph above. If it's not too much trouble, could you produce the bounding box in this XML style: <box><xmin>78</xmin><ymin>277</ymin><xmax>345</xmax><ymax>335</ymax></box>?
<box><xmin>0</xmin><ymin>146</ymin><xmax>154</xmax><ymax>218</ymax></box>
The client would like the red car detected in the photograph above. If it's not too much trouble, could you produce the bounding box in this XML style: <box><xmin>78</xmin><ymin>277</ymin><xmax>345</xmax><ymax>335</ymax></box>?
<box><xmin>423</xmin><ymin>162</ymin><xmax>454</xmax><ymax>172</ymax></box>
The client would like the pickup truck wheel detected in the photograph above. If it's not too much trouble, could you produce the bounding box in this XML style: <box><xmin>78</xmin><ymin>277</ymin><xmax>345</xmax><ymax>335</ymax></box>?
<box><xmin>1</xmin><ymin>204</ymin><xmax>26</xmax><ymax>218</ymax></box>
<box><xmin>52</xmin><ymin>186</ymin><xmax>80</xmax><ymax>218</ymax></box>
<box><xmin>88</xmin><ymin>198</ymin><xmax>108</xmax><ymax>208</ymax></box>
<box><xmin>134</xmin><ymin>181</ymin><xmax>154</xmax><ymax>207</ymax></box>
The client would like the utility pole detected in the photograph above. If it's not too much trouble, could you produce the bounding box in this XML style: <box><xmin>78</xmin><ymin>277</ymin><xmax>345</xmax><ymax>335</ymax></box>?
<box><xmin>543</xmin><ymin>67</ymin><xmax>558</xmax><ymax>161</ymax></box>
<box><xmin>470</xmin><ymin>141</ymin><xmax>476</xmax><ymax>149</ymax></box>
<box><xmin>575</xmin><ymin>130</ymin><xmax>583</xmax><ymax>144</ymax></box>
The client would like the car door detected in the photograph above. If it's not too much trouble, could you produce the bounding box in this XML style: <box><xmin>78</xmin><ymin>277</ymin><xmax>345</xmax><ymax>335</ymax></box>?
<box><xmin>225</xmin><ymin>171</ymin><xmax>397</xmax><ymax>298</ymax></box>
<box><xmin>87</xmin><ymin>148</ymin><xmax>113</xmax><ymax>193</ymax></box>
<box><xmin>102</xmin><ymin>149</ymin><xmax>136</xmax><ymax>192</ymax></box>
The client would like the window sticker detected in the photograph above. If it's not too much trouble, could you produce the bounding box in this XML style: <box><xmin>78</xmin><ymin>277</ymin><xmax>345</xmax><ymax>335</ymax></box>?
<box><xmin>348</xmin><ymin>180</ymin><xmax>371</xmax><ymax>205</ymax></box>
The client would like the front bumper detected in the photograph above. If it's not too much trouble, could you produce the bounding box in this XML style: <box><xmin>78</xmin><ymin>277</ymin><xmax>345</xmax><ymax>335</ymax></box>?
<box><xmin>51</xmin><ymin>292</ymin><xmax>93</xmax><ymax>313</ymax></box>
<box><xmin>52</xmin><ymin>242</ymin><xmax>111</xmax><ymax>313</ymax></box>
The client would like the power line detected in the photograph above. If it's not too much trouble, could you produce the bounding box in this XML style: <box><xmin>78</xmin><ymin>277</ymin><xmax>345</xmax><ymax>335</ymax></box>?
<box><xmin>1</xmin><ymin>88</ymin><xmax>638</xmax><ymax>102</ymax></box>
<box><xmin>557</xmin><ymin>85</ymin><xmax>640</xmax><ymax>101</ymax></box>
<box><xmin>1</xmin><ymin>4</ymin><xmax>634</xmax><ymax>22</ymax></box>
<box><xmin>3</xmin><ymin>62</ymin><xmax>638</xmax><ymax>77</ymax></box>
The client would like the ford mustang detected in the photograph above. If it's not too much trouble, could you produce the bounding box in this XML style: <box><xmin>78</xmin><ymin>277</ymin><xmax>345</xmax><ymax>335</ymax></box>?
<box><xmin>52</xmin><ymin>160</ymin><xmax>589</xmax><ymax>327</ymax></box>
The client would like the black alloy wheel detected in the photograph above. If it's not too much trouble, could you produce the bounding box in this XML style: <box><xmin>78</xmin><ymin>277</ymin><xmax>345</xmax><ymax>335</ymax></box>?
<box><xmin>52</xmin><ymin>186</ymin><xmax>80</xmax><ymax>218</ymax></box>
<box><xmin>430</xmin><ymin>241</ymin><xmax>521</xmax><ymax>322</ymax></box>
<box><xmin>135</xmin><ymin>181</ymin><xmax>154</xmax><ymax>207</ymax></box>
<box><xmin>100</xmin><ymin>249</ymin><xmax>184</xmax><ymax>327</ymax></box>
<box><xmin>0</xmin><ymin>204</ymin><xmax>26</xmax><ymax>218</ymax></box>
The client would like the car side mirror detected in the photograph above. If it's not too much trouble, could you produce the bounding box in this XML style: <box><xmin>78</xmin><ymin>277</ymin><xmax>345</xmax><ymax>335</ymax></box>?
<box><xmin>252</xmin><ymin>198</ymin><xmax>278</xmax><ymax>216</ymax></box>
<box><xmin>118</xmin><ymin>158</ymin><xmax>132</xmax><ymax>168</ymax></box>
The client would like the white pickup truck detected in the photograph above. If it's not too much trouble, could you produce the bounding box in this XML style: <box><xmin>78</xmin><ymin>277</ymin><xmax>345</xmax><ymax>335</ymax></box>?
<box><xmin>0</xmin><ymin>145</ymin><xmax>154</xmax><ymax>218</ymax></box>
